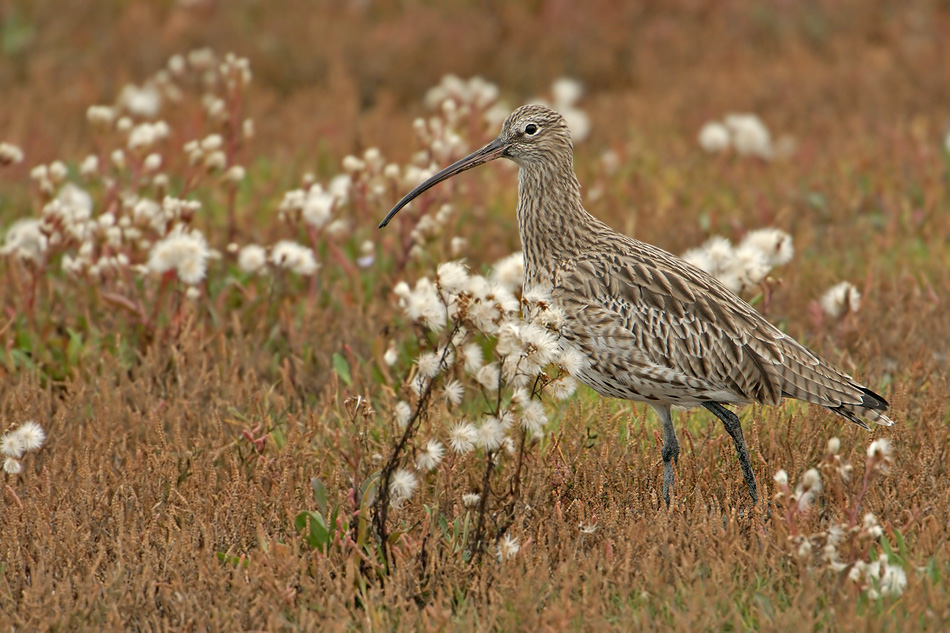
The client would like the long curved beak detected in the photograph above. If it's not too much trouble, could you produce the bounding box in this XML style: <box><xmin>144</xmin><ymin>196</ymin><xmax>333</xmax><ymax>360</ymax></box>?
<box><xmin>378</xmin><ymin>136</ymin><xmax>508</xmax><ymax>228</ymax></box>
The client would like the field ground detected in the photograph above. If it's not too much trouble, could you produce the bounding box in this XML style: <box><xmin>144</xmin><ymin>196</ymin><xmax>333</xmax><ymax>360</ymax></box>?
<box><xmin>2</xmin><ymin>1</ymin><xmax>950</xmax><ymax>630</ymax></box>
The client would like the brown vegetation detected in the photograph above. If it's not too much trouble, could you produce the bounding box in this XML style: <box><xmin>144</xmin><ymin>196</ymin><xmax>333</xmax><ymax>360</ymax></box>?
<box><xmin>1</xmin><ymin>1</ymin><xmax>949</xmax><ymax>630</ymax></box>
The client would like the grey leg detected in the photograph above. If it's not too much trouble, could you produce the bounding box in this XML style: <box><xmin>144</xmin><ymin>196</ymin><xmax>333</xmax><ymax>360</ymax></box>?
<box><xmin>703</xmin><ymin>402</ymin><xmax>758</xmax><ymax>504</ymax></box>
<box><xmin>650</xmin><ymin>404</ymin><xmax>679</xmax><ymax>507</ymax></box>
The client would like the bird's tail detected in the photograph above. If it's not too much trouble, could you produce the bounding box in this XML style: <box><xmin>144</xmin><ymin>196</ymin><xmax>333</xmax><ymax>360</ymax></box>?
<box><xmin>773</xmin><ymin>340</ymin><xmax>893</xmax><ymax>430</ymax></box>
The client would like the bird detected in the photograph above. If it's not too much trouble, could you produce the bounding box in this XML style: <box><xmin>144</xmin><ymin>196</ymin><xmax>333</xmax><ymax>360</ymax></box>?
<box><xmin>379</xmin><ymin>104</ymin><xmax>893</xmax><ymax>506</ymax></box>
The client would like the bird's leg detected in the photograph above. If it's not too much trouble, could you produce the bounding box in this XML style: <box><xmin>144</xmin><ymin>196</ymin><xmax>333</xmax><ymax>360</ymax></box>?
<box><xmin>703</xmin><ymin>402</ymin><xmax>758</xmax><ymax>504</ymax></box>
<box><xmin>651</xmin><ymin>404</ymin><xmax>679</xmax><ymax>507</ymax></box>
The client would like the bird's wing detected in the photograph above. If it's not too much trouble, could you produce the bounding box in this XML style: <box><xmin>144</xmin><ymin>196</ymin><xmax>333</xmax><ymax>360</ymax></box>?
<box><xmin>551</xmin><ymin>242</ymin><xmax>876</xmax><ymax>420</ymax></box>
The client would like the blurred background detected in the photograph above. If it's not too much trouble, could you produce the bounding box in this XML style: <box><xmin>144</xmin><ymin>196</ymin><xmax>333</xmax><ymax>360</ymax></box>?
<box><xmin>2</xmin><ymin>0</ymin><xmax>948</xmax><ymax>168</ymax></box>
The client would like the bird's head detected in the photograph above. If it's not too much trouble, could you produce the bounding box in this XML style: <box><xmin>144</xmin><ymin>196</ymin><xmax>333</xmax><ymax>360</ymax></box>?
<box><xmin>378</xmin><ymin>104</ymin><xmax>573</xmax><ymax>228</ymax></box>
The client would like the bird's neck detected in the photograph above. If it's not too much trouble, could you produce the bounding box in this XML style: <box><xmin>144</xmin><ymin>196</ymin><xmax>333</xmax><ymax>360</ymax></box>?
<box><xmin>517</xmin><ymin>162</ymin><xmax>595</xmax><ymax>288</ymax></box>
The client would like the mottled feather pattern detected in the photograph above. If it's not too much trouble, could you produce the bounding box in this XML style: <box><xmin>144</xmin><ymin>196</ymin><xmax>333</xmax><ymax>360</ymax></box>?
<box><xmin>505</xmin><ymin>105</ymin><xmax>891</xmax><ymax>428</ymax></box>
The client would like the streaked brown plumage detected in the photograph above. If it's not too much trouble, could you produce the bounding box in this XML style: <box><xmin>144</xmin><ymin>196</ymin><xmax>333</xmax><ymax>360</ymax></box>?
<box><xmin>380</xmin><ymin>104</ymin><xmax>892</xmax><ymax>505</ymax></box>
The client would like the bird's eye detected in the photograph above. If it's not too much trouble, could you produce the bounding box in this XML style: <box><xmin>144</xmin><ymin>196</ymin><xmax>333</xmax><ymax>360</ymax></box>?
<box><xmin>524</xmin><ymin>123</ymin><xmax>538</xmax><ymax>135</ymax></box>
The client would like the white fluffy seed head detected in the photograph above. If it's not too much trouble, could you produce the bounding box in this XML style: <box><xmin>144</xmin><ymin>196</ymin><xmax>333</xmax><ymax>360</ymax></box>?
<box><xmin>146</xmin><ymin>224</ymin><xmax>210</xmax><ymax>285</ymax></box>
<box><xmin>237</xmin><ymin>244</ymin><xmax>267</xmax><ymax>274</ymax></box>
<box><xmin>14</xmin><ymin>421</ymin><xmax>45</xmax><ymax>452</ymax></box>
<box><xmin>415</xmin><ymin>351</ymin><xmax>442</xmax><ymax>379</ymax></box>
<box><xmin>698</xmin><ymin>122</ymin><xmax>731</xmax><ymax>153</ymax></box>
<box><xmin>867</xmin><ymin>438</ymin><xmax>891</xmax><ymax>460</ymax></box>
<box><xmin>740</xmin><ymin>228</ymin><xmax>794</xmax><ymax>268</ymax></box>
<box><xmin>389</xmin><ymin>468</ymin><xmax>418</xmax><ymax>503</ymax></box>
<box><xmin>442</xmin><ymin>379</ymin><xmax>464</xmax><ymax>407</ymax></box>
<box><xmin>436</xmin><ymin>261</ymin><xmax>469</xmax><ymax>295</ymax></box>
<box><xmin>1</xmin><ymin>432</ymin><xmax>25</xmax><ymax>458</ymax></box>
<box><xmin>490</xmin><ymin>252</ymin><xmax>524</xmax><ymax>293</ymax></box>
<box><xmin>462</xmin><ymin>492</ymin><xmax>481</xmax><ymax>507</ymax></box>
<box><xmin>820</xmin><ymin>282</ymin><xmax>861</xmax><ymax>319</ymax></box>
<box><xmin>415</xmin><ymin>439</ymin><xmax>445</xmax><ymax>472</ymax></box>
<box><xmin>826</xmin><ymin>437</ymin><xmax>841</xmax><ymax>456</ymax></box>
<box><xmin>773</xmin><ymin>469</ymin><xmax>789</xmax><ymax>487</ymax></box>
<box><xmin>724</xmin><ymin>113</ymin><xmax>773</xmax><ymax>159</ymax></box>
<box><xmin>497</xmin><ymin>533</ymin><xmax>520</xmax><ymax>561</ymax></box>
<box><xmin>270</xmin><ymin>240</ymin><xmax>318</xmax><ymax>276</ymax></box>
<box><xmin>448</xmin><ymin>421</ymin><xmax>477</xmax><ymax>454</ymax></box>
<box><xmin>477</xmin><ymin>417</ymin><xmax>505</xmax><ymax>451</ymax></box>
<box><xmin>394</xmin><ymin>401</ymin><xmax>412</xmax><ymax>429</ymax></box>
<box><xmin>3</xmin><ymin>458</ymin><xmax>22</xmax><ymax>475</ymax></box>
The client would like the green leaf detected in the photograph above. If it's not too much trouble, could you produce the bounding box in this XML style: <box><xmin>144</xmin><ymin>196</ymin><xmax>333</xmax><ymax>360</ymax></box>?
<box><xmin>332</xmin><ymin>352</ymin><xmax>352</xmax><ymax>386</ymax></box>
<box><xmin>311</xmin><ymin>477</ymin><xmax>328</xmax><ymax>516</ymax></box>
<box><xmin>295</xmin><ymin>510</ymin><xmax>330</xmax><ymax>552</ymax></box>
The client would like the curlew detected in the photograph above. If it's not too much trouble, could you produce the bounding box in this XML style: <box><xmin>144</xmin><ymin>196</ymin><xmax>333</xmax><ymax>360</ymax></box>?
<box><xmin>379</xmin><ymin>104</ymin><xmax>892</xmax><ymax>505</ymax></box>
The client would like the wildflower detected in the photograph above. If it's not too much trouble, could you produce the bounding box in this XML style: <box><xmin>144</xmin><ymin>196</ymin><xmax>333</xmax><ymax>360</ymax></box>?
<box><xmin>698</xmin><ymin>122</ymin><xmax>731</xmax><ymax>153</ymax></box>
<box><xmin>552</xmin><ymin>77</ymin><xmax>584</xmax><ymax>107</ymax></box>
<box><xmin>111</xmin><ymin>149</ymin><xmax>126</xmax><ymax>170</ymax></box>
<box><xmin>342</xmin><ymin>155</ymin><xmax>365</xmax><ymax>173</ymax></box>
<box><xmin>394</xmin><ymin>401</ymin><xmax>412</xmax><ymax>429</ymax></box>
<box><xmin>86</xmin><ymin>105</ymin><xmax>116</xmax><ymax>128</ymax></box>
<box><xmin>302</xmin><ymin>186</ymin><xmax>335</xmax><ymax>229</ymax></box>
<box><xmin>1</xmin><ymin>431</ymin><xmax>25</xmax><ymax>458</ymax></box>
<box><xmin>442</xmin><ymin>379</ymin><xmax>464</xmax><ymax>407</ymax></box>
<box><xmin>826</xmin><ymin>437</ymin><xmax>841</xmax><ymax>456</ymax></box>
<box><xmin>863</xmin><ymin>513</ymin><xmax>884</xmax><ymax>539</ymax></box>
<box><xmin>475</xmin><ymin>363</ymin><xmax>500</xmax><ymax>392</ymax></box>
<box><xmin>740</xmin><ymin>228</ymin><xmax>794</xmax><ymax>268</ymax></box>
<box><xmin>797</xmin><ymin>539</ymin><xmax>813</xmax><ymax>558</ymax></box>
<box><xmin>548</xmin><ymin>376</ymin><xmax>578</xmax><ymax>400</ymax></box>
<box><xmin>0</xmin><ymin>142</ymin><xmax>24</xmax><ymax>166</ymax></box>
<box><xmin>461</xmin><ymin>342</ymin><xmax>484</xmax><ymax>374</ymax></box>
<box><xmin>389</xmin><ymin>468</ymin><xmax>418</xmax><ymax>503</ymax></box>
<box><xmin>224</xmin><ymin>165</ymin><xmax>246</xmax><ymax>184</ymax></box>
<box><xmin>127</xmin><ymin>121</ymin><xmax>170</xmax><ymax>151</ymax></box>
<box><xmin>795</xmin><ymin>468</ymin><xmax>822</xmax><ymax>511</ymax></box>
<box><xmin>185</xmin><ymin>287</ymin><xmax>201</xmax><ymax>301</ymax></box>
<box><xmin>491</xmin><ymin>252</ymin><xmax>524</xmax><ymax>293</ymax></box>
<box><xmin>724</xmin><ymin>114</ymin><xmax>773</xmax><ymax>158</ymax></box>
<box><xmin>879</xmin><ymin>563</ymin><xmax>907</xmax><ymax>597</ymax></box>
<box><xmin>204</xmin><ymin>151</ymin><xmax>226</xmax><ymax>172</ymax></box>
<box><xmin>557</xmin><ymin>346</ymin><xmax>588</xmax><ymax>376</ymax></box>
<box><xmin>436</xmin><ymin>261</ymin><xmax>469</xmax><ymax>295</ymax></box>
<box><xmin>722</xmin><ymin>243</ymin><xmax>770</xmax><ymax>293</ymax></box>
<box><xmin>3</xmin><ymin>458</ymin><xmax>21</xmax><ymax>475</ymax></box>
<box><xmin>119</xmin><ymin>83</ymin><xmax>161</xmax><ymax>118</ymax></box>
<box><xmin>80</xmin><ymin>155</ymin><xmax>99</xmax><ymax>177</ymax></box>
<box><xmin>462</xmin><ymin>493</ymin><xmax>481</xmax><ymax>507</ymax></box>
<box><xmin>519</xmin><ymin>399</ymin><xmax>547</xmax><ymax>434</ymax></box>
<box><xmin>415</xmin><ymin>351</ymin><xmax>442</xmax><ymax>379</ymax></box>
<box><xmin>14</xmin><ymin>421</ymin><xmax>45</xmax><ymax>452</ymax></box>
<box><xmin>451</xmin><ymin>236</ymin><xmax>467</xmax><ymax>257</ymax></box>
<box><xmin>867</xmin><ymin>438</ymin><xmax>892</xmax><ymax>461</ymax></box>
<box><xmin>0</xmin><ymin>219</ymin><xmax>47</xmax><ymax>263</ymax></box>
<box><xmin>357</xmin><ymin>240</ymin><xmax>375</xmax><ymax>268</ymax></box>
<box><xmin>415</xmin><ymin>439</ymin><xmax>445</xmax><ymax>472</ymax></box>
<box><xmin>820</xmin><ymin>281</ymin><xmax>861</xmax><ymax>318</ymax></box>
<box><xmin>237</xmin><ymin>244</ymin><xmax>267</xmax><ymax>274</ymax></box>
<box><xmin>142</xmin><ymin>153</ymin><xmax>162</xmax><ymax>172</ymax></box>
<box><xmin>270</xmin><ymin>240</ymin><xmax>318</xmax><ymax>276</ymax></box>
<box><xmin>497</xmin><ymin>534</ymin><xmax>520</xmax><ymax>561</ymax></box>
<box><xmin>200</xmin><ymin>134</ymin><xmax>223</xmax><ymax>151</ymax></box>
<box><xmin>48</xmin><ymin>161</ymin><xmax>68</xmax><ymax>183</ymax></box>
<box><xmin>383</xmin><ymin>346</ymin><xmax>399</xmax><ymax>366</ymax></box>
<box><xmin>477</xmin><ymin>417</ymin><xmax>505</xmax><ymax>451</ymax></box>
<box><xmin>773</xmin><ymin>469</ymin><xmax>789</xmax><ymax>487</ymax></box>
<box><xmin>403</xmin><ymin>278</ymin><xmax>445</xmax><ymax>331</ymax></box>
<box><xmin>147</xmin><ymin>225</ymin><xmax>210</xmax><ymax>284</ymax></box>
<box><xmin>448</xmin><ymin>421</ymin><xmax>477</xmax><ymax>454</ymax></box>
